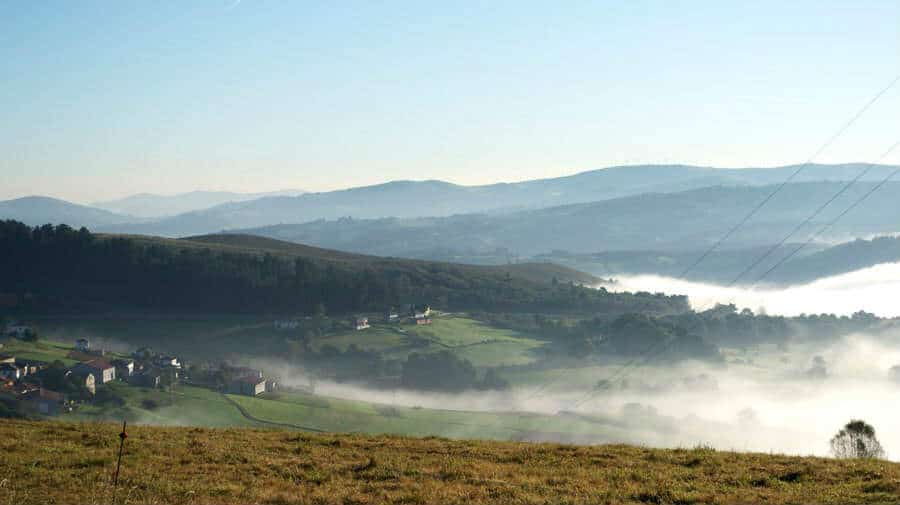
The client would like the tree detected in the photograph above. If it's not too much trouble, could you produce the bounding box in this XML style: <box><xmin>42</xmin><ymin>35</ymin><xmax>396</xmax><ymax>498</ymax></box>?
<box><xmin>830</xmin><ymin>420</ymin><xmax>885</xmax><ymax>459</ymax></box>
<box><xmin>889</xmin><ymin>365</ymin><xmax>900</xmax><ymax>383</ymax></box>
<box><xmin>21</xmin><ymin>328</ymin><xmax>38</xmax><ymax>343</ymax></box>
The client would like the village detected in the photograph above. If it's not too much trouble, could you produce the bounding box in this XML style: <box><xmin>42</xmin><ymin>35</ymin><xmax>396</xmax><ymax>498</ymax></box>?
<box><xmin>0</xmin><ymin>321</ymin><xmax>281</xmax><ymax>418</ymax></box>
<box><xmin>0</xmin><ymin>305</ymin><xmax>435</xmax><ymax>418</ymax></box>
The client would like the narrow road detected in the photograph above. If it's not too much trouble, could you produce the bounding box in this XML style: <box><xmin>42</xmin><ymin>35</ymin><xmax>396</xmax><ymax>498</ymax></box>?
<box><xmin>220</xmin><ymin>393</ymin><xmax>327</xmax><ymax>432</ymax></box>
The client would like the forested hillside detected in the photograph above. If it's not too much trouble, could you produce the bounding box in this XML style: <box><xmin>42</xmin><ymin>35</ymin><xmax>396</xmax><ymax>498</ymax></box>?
<box><xmin>0</xmin><ymin>220</ymin><xmax>686</xmax><ymax>315</ymax></box>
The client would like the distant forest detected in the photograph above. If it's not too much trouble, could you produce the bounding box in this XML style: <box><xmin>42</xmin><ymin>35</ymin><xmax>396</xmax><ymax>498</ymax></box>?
<box><xmin>0</xmin><ymin>221</ymin><xmax>687</xmax><ymax>315</ymax></box>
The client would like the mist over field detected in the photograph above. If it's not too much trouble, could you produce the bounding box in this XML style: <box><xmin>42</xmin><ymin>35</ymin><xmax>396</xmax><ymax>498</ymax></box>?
<box><xmin>603</xmin><ymin>262</ymin><xmax>900</xmax><ymax>317</ymax></box>
<box><xmin>239</xmin><ymin>329</ymin><xmax>900</xmax><ymax>460</ymax></box>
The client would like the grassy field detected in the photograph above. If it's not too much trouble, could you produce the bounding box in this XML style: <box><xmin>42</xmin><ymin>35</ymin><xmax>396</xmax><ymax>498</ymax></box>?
<box><xmin>31</xmin><ymin>313</ymin><xmax>547</xmax><ymax>369</ymax></box>
<box><xmin>0</xmin><ymin>338</ymin><xmax>79</xmax><ymax>365</ymax></box>
<box><xmin>3</xmin><ymin>418</ymin><xmax>900</xmax><ymax>505</ymax></box>
<box><xmin>318</xmin><ymin>315</ymin><xmax>546</xmax><ymax>367</ymax></box>
<box><xmin>61</xmin><ymin>380</ymin><xmax>629</xmax><ymax>444</ymax></box>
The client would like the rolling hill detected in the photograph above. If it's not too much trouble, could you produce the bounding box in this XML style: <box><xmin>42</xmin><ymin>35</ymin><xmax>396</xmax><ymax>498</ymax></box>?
<box><xmin>96</xmin><ymin>163</ymin><xmax>900</xmax><ymax>237</ymax></box>
<box><xmin>0</xmin><ymin>196</ymin><xmax>134</xmax><ymax>228</ymax></box>
<box><xmin>2</xmin><ymin>221</ymin><xmax>690</xmax><ymax>316</ymax></box>
<box><xmin>4</xmin><ymin>418</ymin><xmax>900</xmax><ymax>505</ymax></box>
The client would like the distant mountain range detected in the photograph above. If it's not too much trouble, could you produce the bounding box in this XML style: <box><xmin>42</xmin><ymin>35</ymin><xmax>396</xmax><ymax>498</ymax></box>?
<box><xmin>91</xmin><ymin>189</ymin><xmax>306</xmax><ymax>218</ymax></box>
<box><xmin>93</xmin><ymin>163</ymin><xmax>900</xmax><ymax>237</ymax></box>
<box><xmin>3</xmin><ymin>163</ymin><xmax>898</xmax><ymax>237</ymax></box>
<box><xmin>235</xmin><ymin>181</ymin><xmax>900</xmax><ymax>259</ymax></box>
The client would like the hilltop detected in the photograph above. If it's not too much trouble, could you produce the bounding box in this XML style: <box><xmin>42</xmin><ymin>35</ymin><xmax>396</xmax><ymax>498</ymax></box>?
<box><xmin>2</xmin><ymin>221</ymin><xmax>688</xmax><ymax>316</ymax></box>
<box><xmin>0</xmin><ymin>196</ymin><xmax>134</xmax><ymax>228</ymax></box>
<box><xmin>2</xmin><ymin>419</ymin><xmax>900</xmax><ymax>505</ymax></box>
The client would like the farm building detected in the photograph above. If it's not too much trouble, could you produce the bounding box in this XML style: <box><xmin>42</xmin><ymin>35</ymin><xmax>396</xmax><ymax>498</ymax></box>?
<box><xmin>353</xmin><ymin>317</ymin><xmax>370</xmax><ymax>331</ymax></box>
<box><xmin>155</xmin><ymin>355</ymin><xmax>181</xmax><ymax>369</ymax></box>
<box><xmin>72</xmin><ymin>358</ymin><xmax>116</xmax><ymax>384</ymax></box>
<box><xmin>128</xmin><ymin>371</ymin><xmax>160</xmax><ymax>389</ymax></box>
<box><xmin>112</xmin><ymin>359</ymin><xmax>134</xmax><ymax>378</ymax></box>
<box><xmin>228</xmin><ymin>376</ymin><xmax>266</xmax><ymax>396</ymax></box>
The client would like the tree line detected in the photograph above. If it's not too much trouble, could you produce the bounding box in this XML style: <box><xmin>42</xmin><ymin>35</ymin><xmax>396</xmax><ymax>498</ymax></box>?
<box><xmin>0</xmin><ymin>221</ymin><xmax>688</xmax><ymax>316</ymax></box>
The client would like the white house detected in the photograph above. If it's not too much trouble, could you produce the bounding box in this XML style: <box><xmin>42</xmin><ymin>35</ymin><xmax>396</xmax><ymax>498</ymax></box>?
<box><xmin>155</xmin><ymin>355</ymin><xmax>181</xmax><ymax>369</ymax></box>
<box><xmin>228</xmin><ymin>376</ymin><xmax>266</xmax><ymax>396</ymax></box>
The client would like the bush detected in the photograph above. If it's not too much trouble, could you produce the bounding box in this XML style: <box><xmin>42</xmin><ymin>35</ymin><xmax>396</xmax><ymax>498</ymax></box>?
<box><xmin>141</xmin><ymin>399</ymin><xmax>159</xmax><ymax>410</ymax></box>
<box><xmin>93</xmin><ymin>387</ymin><xmax>125</xmax><ymax>407</ymax></box>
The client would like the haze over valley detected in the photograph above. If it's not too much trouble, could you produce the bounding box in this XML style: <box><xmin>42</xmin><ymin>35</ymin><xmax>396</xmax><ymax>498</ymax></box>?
<box><xmin>3</xmin><ymin>2</ymin><xmax>900</xmax><ymax>503</ymax></box>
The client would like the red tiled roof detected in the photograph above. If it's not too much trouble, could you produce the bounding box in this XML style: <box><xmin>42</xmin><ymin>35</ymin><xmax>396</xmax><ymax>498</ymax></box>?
<box><xmin>78</xmin><ymin>358</ymin><xmax>114</xmax><ymax>370</ymax></box>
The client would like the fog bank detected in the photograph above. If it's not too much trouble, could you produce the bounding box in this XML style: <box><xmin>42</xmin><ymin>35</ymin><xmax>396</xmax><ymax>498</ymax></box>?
<box><xmin>246</xmin><ymin>333</ymin><xmax>900</xmax><ymax>459</ymax></box>
<box><xmin>603</xmin><ymin>262</ymin><xmax>900</xmax><ymax>317</ymax></box>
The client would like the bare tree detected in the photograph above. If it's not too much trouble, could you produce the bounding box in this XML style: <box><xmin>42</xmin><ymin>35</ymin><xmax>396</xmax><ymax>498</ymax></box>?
<box><xmin>830</xmin><ymin>420</ymin><xmax>885</xmax><ymax>459</ymax></box>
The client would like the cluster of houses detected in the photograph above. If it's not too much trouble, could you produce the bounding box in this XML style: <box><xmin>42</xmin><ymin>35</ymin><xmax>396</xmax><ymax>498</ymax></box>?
<box><xmin>274</xmin><ymin>305</ymin><xmax>436</xmax><ymax>334</ymax></box>
<box><xmin>0</xmin><ymin>328</ymin><xmax>285</xmax><ymax>417</ymax></box>
<box><xmin>0</xmin><ymin>354</ymin><xmax>73</xmax><ymax>416</ymax></box>
<box><xmin>354</xmin><ymin>305</ymin><xmax>434</xmax><ymax>331</ymax></box>
<box><xmin>0</xmin><ymin>337</ymin><xmax>186</xmax><ymax>416</ymax></box>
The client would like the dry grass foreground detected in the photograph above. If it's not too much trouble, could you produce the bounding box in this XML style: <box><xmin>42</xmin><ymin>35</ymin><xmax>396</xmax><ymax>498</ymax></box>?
<box><xmin>4</xmin><ymin>419</ymin><xmax>900</xmax><ymax>505</ymax></box>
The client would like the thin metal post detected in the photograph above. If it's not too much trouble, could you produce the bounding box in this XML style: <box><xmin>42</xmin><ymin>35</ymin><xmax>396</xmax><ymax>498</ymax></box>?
<box><xmin>112</xmin><ymin>419</ymin><xmax>128</xmax><ymax>503</ymax></box>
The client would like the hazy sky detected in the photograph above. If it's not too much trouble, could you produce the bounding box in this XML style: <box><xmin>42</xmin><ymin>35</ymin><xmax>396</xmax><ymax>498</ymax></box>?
<box><xmin>2</xmin><ymin>1</ymin><xmax>898</xmax><ymax>203</ymax></box>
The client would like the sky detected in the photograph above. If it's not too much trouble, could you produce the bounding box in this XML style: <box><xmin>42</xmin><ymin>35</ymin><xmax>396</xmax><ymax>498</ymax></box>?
<box><xmin>1</xmin><ymin>0</ymin><xmax>899</xmax><ymax>203</ymax></box>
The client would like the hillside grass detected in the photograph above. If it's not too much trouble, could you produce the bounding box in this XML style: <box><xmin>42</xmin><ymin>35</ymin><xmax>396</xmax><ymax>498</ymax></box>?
<box><xmin>0</xmin><ymin>338</ymin><xmax>78</xmax><ymax>365</ymax></box>
<box><xmin>32</xmin><ymin>314</ymin><xmax>546</xmax><ymax>369</ymax></box>
<box><xmin>318</xmin><ymin>315</ymin><xmax>546</xmax><ymax>367</ymax></box>
<box><xmin>3</xmin><ymin>418</ymin><xmax>900</xmax><ymax>505</ymax></box>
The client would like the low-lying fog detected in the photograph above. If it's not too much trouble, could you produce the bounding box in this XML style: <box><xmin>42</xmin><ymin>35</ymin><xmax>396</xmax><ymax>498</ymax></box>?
<box><xmin>253</xmin><ymin>331</ymin><xmax>900</xmax><ymax>460</ymax></box>
<box><xmin>237</xmin><ymin>264</ymin><xmax>900</xmax><ymax>459</ymax></box>
<box><xmin>603</xmin><ymin>262</ymin><xmax>900</xmax><ymax>317</ymax></box>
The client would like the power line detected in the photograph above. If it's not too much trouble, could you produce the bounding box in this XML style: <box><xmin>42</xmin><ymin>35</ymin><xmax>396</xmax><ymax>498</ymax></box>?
<box><xmin>569</xmin><ymin>139</ymin><xmax>900</xmax><ymax>412</ymax></box>
<box><xmin>514</xmin><ymin>76</ymin><xmax>900</xmax><ymax>420</ymax></box>
<box><xmin>749</xmin><ymin>140</ymin><xmax>900</xmax><ymax>286</ymax></box>
<box><xmin>726</xmin><ymin>161</ymin><xmax>886</xmax><ymax>286</ymax></box>
<box><xmin>678</xmin><ymin>74</ymin><xmax>900</xmax><ymax>280</ymax></box>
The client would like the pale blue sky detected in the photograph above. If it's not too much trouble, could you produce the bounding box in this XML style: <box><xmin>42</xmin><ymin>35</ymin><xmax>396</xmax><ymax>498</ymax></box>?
<box><xmin>2</xmin><ymin>1</ymin><xmax>898</xmax><ymax>203</ymax></box>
